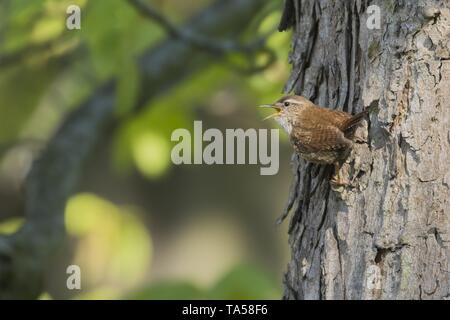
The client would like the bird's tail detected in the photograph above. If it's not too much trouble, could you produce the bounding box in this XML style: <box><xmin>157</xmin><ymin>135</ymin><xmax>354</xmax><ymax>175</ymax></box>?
<box><xmin>343</xmin><ymin>103</ymin><xmax>377</xmax><ymax>132</ymax></box>
<box><xmin>343</xmin><ymin>110</ymin><xmax>368</xmax><ymax>131</ymax></box>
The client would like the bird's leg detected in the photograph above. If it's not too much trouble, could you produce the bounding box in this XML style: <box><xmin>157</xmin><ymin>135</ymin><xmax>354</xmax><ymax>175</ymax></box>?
<box><xmin>330</xmin><ymin>162</ymin><xmax>349</xmax><ymax>186</ymax></box>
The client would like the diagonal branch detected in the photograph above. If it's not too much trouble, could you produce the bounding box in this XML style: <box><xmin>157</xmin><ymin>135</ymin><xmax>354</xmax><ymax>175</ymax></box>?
<box><xmin>127</xmin><ymin>0</ymin><xmax>277</xmax><ymax>74</ymax></box>
<box><xmin>0</xmin><ymin>35</ymin><xmax>81</xmax><ymax>69</ymax></box>
<box><xmin>127</xmin><ymin>0</ymin><xmax>272</xmax><ymax>54</ymax></box>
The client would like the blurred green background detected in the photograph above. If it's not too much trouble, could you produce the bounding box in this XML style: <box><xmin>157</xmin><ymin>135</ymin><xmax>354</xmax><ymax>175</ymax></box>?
<box><xmin>0</xmin><ymin>0</ymin><xmax>293</xmax><ymax>299</ymax></box>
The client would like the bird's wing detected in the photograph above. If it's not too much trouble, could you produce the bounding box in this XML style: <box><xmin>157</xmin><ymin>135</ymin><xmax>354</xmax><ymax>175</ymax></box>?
<box><xmin>298</xmin><ymin>104</ymin><xmax>352</xmax><ymax>128</ymax></box>
<box><xmin>316</xmin><ymin>107</ymin><xmax>352</xmax><ymax>130</ymax></box>
<box><xmin>290</xmin><ymin>124</ymin><xmax>352</xmax><ymax>153</ymax></box>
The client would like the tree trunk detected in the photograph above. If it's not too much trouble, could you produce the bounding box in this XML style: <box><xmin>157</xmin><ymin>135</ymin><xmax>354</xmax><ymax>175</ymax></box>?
<box><xmin>281</xmin><ymin>0</ymin><xmax>449</xmax><ymax>300</ymax></box>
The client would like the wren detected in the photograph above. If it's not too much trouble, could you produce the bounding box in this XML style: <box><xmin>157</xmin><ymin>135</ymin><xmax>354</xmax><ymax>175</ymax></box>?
<box><xmin>260</xmin><ymin>95</ymin><xmax>370</xmax><ymax>185</ymax></box>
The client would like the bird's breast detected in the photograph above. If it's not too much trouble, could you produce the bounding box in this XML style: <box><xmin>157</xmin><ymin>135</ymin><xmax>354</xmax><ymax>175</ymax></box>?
<box><xmin>275</xmin><ymin>116</ymin><xmax>293</xmax><ymax>135</ymax></box>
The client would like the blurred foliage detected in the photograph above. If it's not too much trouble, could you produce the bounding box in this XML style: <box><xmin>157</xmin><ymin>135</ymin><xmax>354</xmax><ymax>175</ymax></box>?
<box><xmin>127</xmin><ymin>282</ymin><xmax>204</xmax><ymax>300</ymax></box>
<box><xmin>38</xmin><ymin>292</ymin><xmax>53</xmax><ymax>300</ymax></box>
<box><xmin>64</xmin><ymin>194</ymin><xmax>280</xmax><ymax>299</ymax></box>
<box><xmin>65</xmin><ymin>193</ymin><xmax>152</xmax><ymax>291</ymax></box>
<box><xmin>0</xmin><ymin>0</ymin><xmax>290</xmax><ymax>300</ymax></box>
<box><xmin>0</xmin><ymin>0</ymin><xmax>290</xmax><ymax>175</ymax></box>
<box><xmin>208</xmin><ymin>265</ymin><xmax>280</xmax><ymax>299</ymax></box>
<box><xmin>0</xmin><ymin>216</ymin><xmax>24</xmax><ymax>235</ymax></box>
<box><xmin>126</xmin><ymin>265</ymin><xmax>280</xmax><ymax>300</ymax></box>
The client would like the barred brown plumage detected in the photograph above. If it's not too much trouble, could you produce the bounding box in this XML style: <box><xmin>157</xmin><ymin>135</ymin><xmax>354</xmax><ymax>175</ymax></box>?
<box><xmin>259</xmin><ymin>95</ymin><xmax>370</xmax><ymax>185</ymax></box>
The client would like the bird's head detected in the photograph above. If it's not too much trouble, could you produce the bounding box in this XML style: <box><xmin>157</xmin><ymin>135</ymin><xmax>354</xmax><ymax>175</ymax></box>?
<box><xmin>259</xmin><ymin>95</ymin><xmax>310</xmax><ymax>134</ymax></box>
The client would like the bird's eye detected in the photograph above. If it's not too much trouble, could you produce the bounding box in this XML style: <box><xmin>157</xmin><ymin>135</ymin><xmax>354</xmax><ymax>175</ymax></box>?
<box><xmin>284</xmin><ymin>101</ymin><xmax>290</xmax><ymax>107</ymax></box>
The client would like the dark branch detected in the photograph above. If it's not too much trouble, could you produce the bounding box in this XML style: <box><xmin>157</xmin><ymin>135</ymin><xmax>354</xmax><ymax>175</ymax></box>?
<box><xmin>127</xmin><ymin>0</ymin><xmax>277</xmax><ymax>74</ymax></box>
<box><xmin>0</xmin><ymin>36</ymin><xmax>79</xmax><ymax>69</ymax></box>
<box><xmin>127</xmin><ymin>0</ymin><xmax>272</xmax><ymax>54</ymax></box>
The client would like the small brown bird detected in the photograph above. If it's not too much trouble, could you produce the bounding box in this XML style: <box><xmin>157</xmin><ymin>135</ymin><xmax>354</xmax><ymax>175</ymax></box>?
<box><xmin>260</xmin><ymin>95</ymin><xmax>370</xmax><ymax>185</ymax></box>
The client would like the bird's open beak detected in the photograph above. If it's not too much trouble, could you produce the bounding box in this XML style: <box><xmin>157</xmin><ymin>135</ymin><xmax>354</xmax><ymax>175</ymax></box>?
<box><xmin>258</xmin><ymin>104</ymin><xmax>281</xmax><ymax>121</ymax></box>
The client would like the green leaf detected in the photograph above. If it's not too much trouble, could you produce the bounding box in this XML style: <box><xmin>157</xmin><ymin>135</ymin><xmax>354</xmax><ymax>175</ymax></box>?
<box><xmin>0</xmin><ymin>217</ymin><xmax>25</xmax><ymax>235</ymax></box>
<box><xmin>65</xmin><ymin>193</ymin><xmax>153</xmax><ymax>289</ymax></box>
<box><xmin>111</xmin><ymin>100</ymin><xmax>192</xmax><ymax>176</ymax></box>
<box><xmin>1</xmin><ymin>0</ymin><xmax>45</xmax><ymax>51</ymax></box>
<box><xmin>115</xmin><ymin>60</ymin><xmax>140</xmax><ymax>117</ymax></box>
<box><xmin>82</xmin><ymin>0</ymin><xmax>162</xmax><ymax>80</ymax></box>
<box><xmin>0</xmin><ymin>63</ymin><xmax>57</xmax><ymax>143</ymax></box>
<box><xmin>208</xmin><ymin>265</ymin><xmax>280</xmax><ymax>299</ymax></box>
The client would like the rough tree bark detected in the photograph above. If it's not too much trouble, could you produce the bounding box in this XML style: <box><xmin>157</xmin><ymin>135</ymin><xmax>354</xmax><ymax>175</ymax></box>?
<box><xmin>280</xmin><ymin>0</ymin><xmax>449</xmax><ymax>299</ymax></box>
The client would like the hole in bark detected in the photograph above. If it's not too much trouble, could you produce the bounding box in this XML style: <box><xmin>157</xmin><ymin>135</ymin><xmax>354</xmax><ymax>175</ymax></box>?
<box><xmin>428</xmin><ymin>227</ymin><xmax>444</xmax><ymax>248</ymax></box>
<box><xmin>374</xmin><ymin>248</ymin><xmax>389</xmax><ymax>264</ymax></box>
<box><xmin>355</xmin><ymin>169</ymin><xmax>366</xmax><ymax>180</ymax></box>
